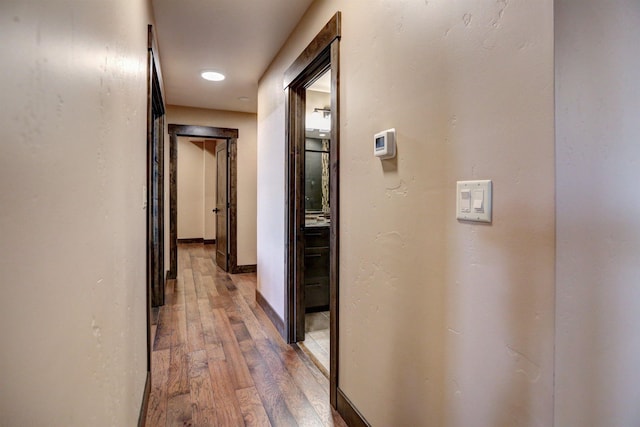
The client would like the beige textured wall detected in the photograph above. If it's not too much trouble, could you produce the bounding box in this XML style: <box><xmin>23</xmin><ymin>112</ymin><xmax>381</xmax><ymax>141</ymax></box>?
<box><xmin>555</xmin><ymin>0</ymin><xmax>640</xmax><ymax>425</ymax></box>
<box><xmin>166</xmin><ymin>105</ymin><xmax>257</xmax><ymax>265</ymax></box>
<box><xmin>0</xmin><ymin>1</ymin><xmax>153</xmax><ymax>425</ymax></box>
<box><xmin>257</xmin><ymin>1</ymin><xmax>554</xmax><ymax>425</ymax></box>
<box><xmin>177</xmin><ymin>138</ymin><xmax>205</xmax><ymax>239</ymax></box>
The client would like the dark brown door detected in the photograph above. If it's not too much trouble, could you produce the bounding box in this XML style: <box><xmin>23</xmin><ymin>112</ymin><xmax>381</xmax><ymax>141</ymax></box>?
<box><xmin>215</xmin><ymin>140</ymin><xmax>228</xmax><ymax>271</ymax></box>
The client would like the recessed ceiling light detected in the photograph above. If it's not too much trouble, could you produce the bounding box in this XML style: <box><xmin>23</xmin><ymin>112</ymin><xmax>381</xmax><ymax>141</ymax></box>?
<box><xmin>238</xmin><ymin>96</ymin><xmax>249</xmax><ymax>102</ymax></box>
<box><xmin>201</xmin><ymin>71</ymin><xmax>225</xmax><ymax>81</ymax></box>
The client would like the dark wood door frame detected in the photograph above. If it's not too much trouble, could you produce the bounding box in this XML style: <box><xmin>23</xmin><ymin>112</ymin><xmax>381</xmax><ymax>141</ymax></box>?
<box><xmin>167</xmin><ymin>124</ymin><xmax>240</xmax><ymax>276</ymax></box>
<box><xmin>284</xmin><ymin>12</ymin><xmax>341</xmax><ymax>408</ymax></box>
<box><xmin>142</xmin><ymin>24</ymin><xmax>165</xmax><ymax>426</ymax></box>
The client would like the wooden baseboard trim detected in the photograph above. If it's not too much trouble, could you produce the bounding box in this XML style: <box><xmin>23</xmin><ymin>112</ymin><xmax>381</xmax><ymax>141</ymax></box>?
<box><xmin>232</xmin><ymin>264</ymin><xmax>257</xmax><ymax>274</ymax></box>
<box><xmin>204</xmin><ymin>239</ymin><xmax>216</xmax><ymax>245</ymax></box>
<box><xmin>138</xmin><ymin>371</ymin><xmax>151</xmax><ymax>427</ymax></box>
<box><xmin>256</xmin><ymin>290</ymin><xmax>285</xmax><ymax>338</ymax></box>
<box><xmin>177</xmin><ymin>238</ymin><xmax>204</xmax><ymax>244</ymax></box>
<box><xmin>337</xmin><ymin>388</ymin><xmax>370</xmax><ymax>427</ymax></box>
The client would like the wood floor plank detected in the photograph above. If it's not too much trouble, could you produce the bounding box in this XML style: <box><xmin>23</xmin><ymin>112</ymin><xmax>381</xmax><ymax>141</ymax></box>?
<box><xmin>186</xmin><ymin>300</ymin><xmax>205</xmax><ymax>353</ymax></box>
<box><xmin>198</xmin><ymin>299</ymin><xmax>221</xmax><ymax>347</ymax></box>
<box><xmin>202</xmin><ymin>275</ymin><xmax>218</xmax><ymax>298</ymax></box>
<box><xmin>167</xmin><ymin>344</ymin><xmax>190</xmax><ymax>398</ymax></box>
<box><xmin>253</xmin><ymin>338</ymin><xmax>324</xmax><ymax>427</ymax></box>
<box><xmin>241</xmin><ymin>339</ymin><xmax>298</xmax><ymax>426</ymax></box>
<box><xmin>172</xmin><ymin>304</ymin><xmax>187</xmax><ymax>347</ymax></box>
<box><xmin>193</xmin><ymin>269</ymin><xmax>208</xmax><ymax>300</ymax></box>
<box><xmin>146</xmin><ymin>348</ymin><xmax>170</xmax><ymax>427</ymax></box>
<box><xmin>153</xmin><ymin>305</ymin><xmax>173</xmax><ymax>351</ymax></box>
<box><xmin>188</xmin><ymin>350</ymin><xmax>216</xmax><ymax>427</ymax></box>
<box><xmin>208</xmin><ymin>359</ymin><xmax>246</xmax><ymax>425</ymax></box>
<box><xmin>236</xmin><ymin>386</ymin><xmax>272</xmax><ymax>427</ymax></box>
<box><xmin>165</xmin><ymin>392</ymin><xmax>193</xmax><ymax>427</ymax></box>
<box><xmin>230</xmin><ymin>293</ymin><xmax>267</xmax><ymax>342</ymax></box>
<box><xmin>211</xmin><ymin>308</ymin><xmax>254</xmax><ymax>390</ymax></box>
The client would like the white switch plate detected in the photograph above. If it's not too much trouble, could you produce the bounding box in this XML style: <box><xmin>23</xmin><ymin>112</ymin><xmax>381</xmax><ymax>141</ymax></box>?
<box><xmin>456</xmin><ymin>180</ymin><xmax>492</xmax><ymax>223</ymax></box>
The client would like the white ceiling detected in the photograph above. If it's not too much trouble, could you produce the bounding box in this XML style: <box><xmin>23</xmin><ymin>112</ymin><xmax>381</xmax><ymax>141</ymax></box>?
<box><xmin>152</xmin><ymin>0</ymin><xmax>316</xmax><ymax>114</ymax></box>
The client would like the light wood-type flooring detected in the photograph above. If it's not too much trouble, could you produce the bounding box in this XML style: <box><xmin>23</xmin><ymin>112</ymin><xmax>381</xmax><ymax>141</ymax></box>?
<box><xmin>145</xmin><ymin>243</ymin><xmax>346</xmax><ymax>427</ymax></box>
<box><xmin>299</xmin><ymin>312</ymin><xmax>330</xmax><ymax>376</ymax></box>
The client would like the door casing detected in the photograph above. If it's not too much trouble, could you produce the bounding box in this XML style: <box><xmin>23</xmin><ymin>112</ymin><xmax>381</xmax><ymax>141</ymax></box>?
<box><xmin>284</xmin><ymin>12</ymin><xmax>341</xmax><ymax>408</ymax></box>
<box><xmin>143</xmin><ymin>23</ymin><xmax>165</xmax><ymax>426</ymax></box>
<box><xmin>167</xmin><ymin>125</ymin><xmax>239</xmax><ymax>274</ymax></box>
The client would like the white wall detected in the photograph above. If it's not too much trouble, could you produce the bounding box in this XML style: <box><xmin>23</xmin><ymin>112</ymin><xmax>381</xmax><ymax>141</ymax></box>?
<box><xmin>257</xmin><ymin>1</ymin><xmax>554</xmax><ymax>425</ymax></box>
<box><xmin>0</xmin><ymin>1</ymin><xmax>153</xmax><ymax>425</ymax></box>
<box><xmin>555</xmin><ymin>1</ymin><xmax>640</xmax><ymax>426</ymax></box>
<box><xmin>166</xmin><ymin>105</ymin><xmax>257</xmax><ymax>266</ymax></box>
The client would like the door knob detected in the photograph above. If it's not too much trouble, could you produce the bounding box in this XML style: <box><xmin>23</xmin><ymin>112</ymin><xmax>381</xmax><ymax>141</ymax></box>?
<box><xmin>212</xmin><ymin>208</ymin><xmax>220</xmax><ymax>213</ymax></box>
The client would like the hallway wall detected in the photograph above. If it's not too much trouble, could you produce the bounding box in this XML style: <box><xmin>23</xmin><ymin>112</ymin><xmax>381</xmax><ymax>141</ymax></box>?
<box><xmin>0</xmin><ymin>1</ymin><xmax>154</xmax><ymax>425</ymax></box>
<box><xmin>257</xmin><ymin>1</ymin><xmax>554</xmax><ymax>425</ymax></box>
<box><xmin>165</xmin><ymin>105</ymin><xmax>257</xmax><ymax>266</ymax></box>
<box><xmin>555</xmin><ymin>1</ymin><xmax>640</xmax><ymax>425</ymax></box>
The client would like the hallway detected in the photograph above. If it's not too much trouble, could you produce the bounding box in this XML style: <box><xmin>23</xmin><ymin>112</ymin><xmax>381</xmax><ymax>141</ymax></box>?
<box><xmin>145</xmin><ymin>244</ymin><xmax>346</xmax><ymax>426</ymax></box>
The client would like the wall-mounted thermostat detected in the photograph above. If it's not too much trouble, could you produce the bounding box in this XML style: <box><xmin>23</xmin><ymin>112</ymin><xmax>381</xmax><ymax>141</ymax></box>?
<box><xmin>374</xmin><ymin>128</ymin><xmax>396</xmax><ymax>159</ymax></box>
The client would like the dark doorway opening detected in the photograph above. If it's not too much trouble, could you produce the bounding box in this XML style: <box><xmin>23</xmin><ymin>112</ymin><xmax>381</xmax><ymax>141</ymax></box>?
<box><xmin>284</xmin><ymin>12</ymin><xmax>341</xmax><ymax>408</ymax></box>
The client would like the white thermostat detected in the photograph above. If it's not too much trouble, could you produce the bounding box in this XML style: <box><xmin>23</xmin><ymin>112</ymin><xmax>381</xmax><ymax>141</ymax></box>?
<box><xmin>374</xmin><ymin>128</ymin><xmax>396</xmax><ymax>159</ymax></box>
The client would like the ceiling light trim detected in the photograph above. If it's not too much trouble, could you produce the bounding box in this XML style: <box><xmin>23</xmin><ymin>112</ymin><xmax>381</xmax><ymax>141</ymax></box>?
<box><xmin>201</xmin><ymin>70</ymin><xmax>226</xmax><ymax>82</ymax></box>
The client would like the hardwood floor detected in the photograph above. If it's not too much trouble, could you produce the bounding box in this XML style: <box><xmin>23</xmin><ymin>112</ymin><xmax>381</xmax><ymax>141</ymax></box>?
<box><xmin>146</xmin><ymin>243</ymin><xmax>346</xmax><ymax>427</ymax></box>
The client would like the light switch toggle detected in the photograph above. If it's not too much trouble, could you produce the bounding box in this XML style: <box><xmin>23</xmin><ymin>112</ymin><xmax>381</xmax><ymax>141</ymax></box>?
<box><xmin>456</xmin><ymin>180</ymin><xmax>492</xmax><ymax>223</ymax></box>
<box><xmin>473</xmin><ymin>190</ymin><xmax>484</xmax><ymax>212</ymax></box>
<box><xmin>461</xmin><ymin>189</ymin><xmax>471</xmax><ymax>212</ymax></box>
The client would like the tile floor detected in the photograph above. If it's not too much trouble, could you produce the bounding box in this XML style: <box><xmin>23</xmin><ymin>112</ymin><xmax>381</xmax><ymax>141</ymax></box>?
<box><xmin>300</xmin><ymin>311</ymin><xmax>330</xmax><ymax>376</ymax></box>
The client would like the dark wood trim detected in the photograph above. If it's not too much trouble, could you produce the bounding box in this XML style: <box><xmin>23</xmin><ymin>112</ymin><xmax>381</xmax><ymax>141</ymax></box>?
<box><xmin>137</xmin><ymin>372</ymin><xmax>151</xmax><ymax>427</ymax></box>
<box><xmin>337</xmin><ymin>388</ymin><xmax>370</xmax><ymax>427</ymax></box>
<box><xmin>283</xmin><ymin>12</ymin><xmax>341</xmax><ymax>88</ymax></box>
<box><xmin>147</xmin><ymin>27</ymin><xmax>164</xmax><ymax>106</ymax></box>
<box><xmin>284</xmin><ymin>85</ymin><xmax>296</xmax><ymax>344</ymax></box>
<box><xmin>329</xmin><ymin>37</ymin><xmax>341</xmax><ymax>410</ymax></box>
<box><xmin>168</xmin><ymin>124</ymin><xmax>239</xmax><ymax>276</ymax></box>
<box><xmin>146</xmin><ymin>26</ymin><xmax>166</xmax><ymax>404</ymax></box>
<box><xmin>228</xmin><ymin>137</ymin><xmax>239</xmax><ymax>273</ymax></box>
<box><xmin>177</xmin><ymin>238</ymin><xmax>204</xmax><ymax>244</ymax></box>
<box><xmin>147</xmin><ymin>24</ymin><xmax>165</xmax><ymax>309</ymax></box>
<box><xmin>283</xmin><ymin>11</ymin><xmax>341</xmax><ymax>410</ymax></box>
<box><xmin>204</xmin><ymin>239</ymin><xmax>216</xmax><ymax>245</ymax></box>
<box><xmin>232</xmin><ymin>264</ymin><xmax>257</xmax><ymax>274</ymax></box>
<box><xmin>168</xmin><ymin>124</ymin><xmax>178</xmax><ymax>280</ymax></box>
<box><xmin>256</xmin><ymin>290</ymin><xmax>285</xmax><ymax>338</ymax></box>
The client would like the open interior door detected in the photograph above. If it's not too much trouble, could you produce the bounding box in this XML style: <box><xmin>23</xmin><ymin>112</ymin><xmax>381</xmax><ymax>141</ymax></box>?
<box><xmin>215</xmin><ymin>140</ymin><xmax>228</xmax><ymax>271</ymax></box>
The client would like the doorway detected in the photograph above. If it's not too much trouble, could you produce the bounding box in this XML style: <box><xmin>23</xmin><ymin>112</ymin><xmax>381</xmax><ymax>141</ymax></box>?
<box><xmin>175</xmin><ymin>137</ymin><xmax>221</xmax><ymax>246</ymax></box>
<box><xmin>298</xmin><ymin>69</ymin><xmax>332</xmax><ymax>375</ymax></box>
<box><xmin>168</xmin><ymin>125</ymin><xmax>240</xmax><ymax>275</ymax></box>
<box><xmin>284</xmin><ymin>12</ymin><xmax>341</xmax><ymax>408</ymax></box>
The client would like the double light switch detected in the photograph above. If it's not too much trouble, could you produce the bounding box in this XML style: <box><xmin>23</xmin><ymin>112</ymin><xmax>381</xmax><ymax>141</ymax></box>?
<box><xmin>456</xmin><ymin>180</ymin><xmax>492</xmax><ymax>223</ymax></box>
